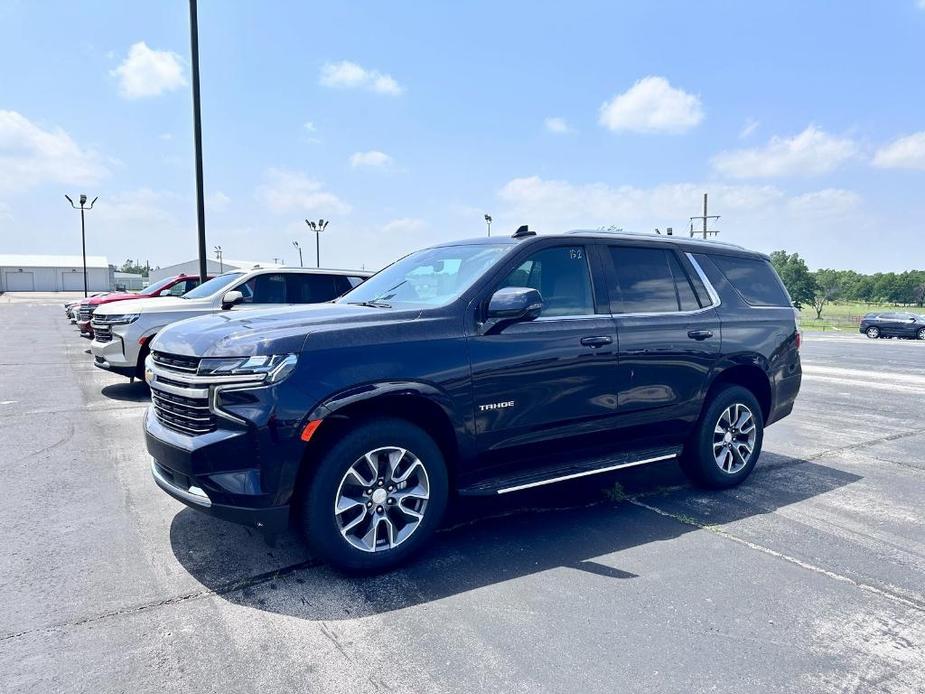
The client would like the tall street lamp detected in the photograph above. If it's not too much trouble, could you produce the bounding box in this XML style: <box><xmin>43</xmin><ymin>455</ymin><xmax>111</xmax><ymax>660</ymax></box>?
<box><xmin>305</xmin><ymin>218</ymin><xmax>329</xmax><ymax>268</ymax></box>
<box><xmin>214</xmin><ymin>245</ymin><xmax>223</xmax><ymax>272</ymax></box>
<box><xmin>484</xmin><ymin>214</ymin><xmax>492</xmax><ymax>237</ymax></box>
<box><xmin>292</xmin><ymin>240</ymin><xmax>303</xmax><ymax>267</ymax></box>
<box><xmin>65</xmin><ymin>194</ymin><xmax>98</xmax><ymax>297</ymax></box>
<box><xmin>188</xmin><ymin>0</ymin><xmax>208</xmax><ymax>282</ymax></box>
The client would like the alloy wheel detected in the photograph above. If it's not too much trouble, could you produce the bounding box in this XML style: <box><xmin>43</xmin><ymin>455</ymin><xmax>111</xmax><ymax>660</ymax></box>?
<box><xmin>867</xmin><ymin>327</ymin><xmax>879</xmax><ymax>338</ymax></box>
<box><xmin>918</xmin><ymin>328</ymin><xmax>925</xmax><ymax>341</ymax></box>
<box><xmin>334</xmin><ymin>446</ymin><xmax>430</xmax><ymax>553</ymax></box>
<box><xmin>712</xmin><ymin>403</ymin><xmax>757</xmax><ymax>474</ymax></box>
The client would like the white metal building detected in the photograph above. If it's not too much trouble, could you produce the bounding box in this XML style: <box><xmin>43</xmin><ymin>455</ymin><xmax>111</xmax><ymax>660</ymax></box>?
<box><xmin>113</xmin><ymin>271</ymin><xmax>145</xmax><ymax>291</ymax></box>
<box><xmin>0</xmin><ymin>254</ymin><xmax>111</xmax><ymax>292</ymax></box>
<box><xmin>148</xmin><ymin>258</ymin><xmax>282</xmax><ymax>283</ymax></box>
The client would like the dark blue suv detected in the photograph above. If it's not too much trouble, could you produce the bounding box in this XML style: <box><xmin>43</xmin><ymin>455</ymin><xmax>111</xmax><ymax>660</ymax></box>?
<box><xmin>144</xmin><ymin>230</ymin><xmax>802</xmax><ymax>571</ymax></box>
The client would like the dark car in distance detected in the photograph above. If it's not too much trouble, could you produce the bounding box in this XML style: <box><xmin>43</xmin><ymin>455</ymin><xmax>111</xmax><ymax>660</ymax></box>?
<box><xmin>143</xmin><ymin>229</ymin><xmax>802</xmax><ymax>571</ymax></box>
<box><xmin>859</xmin><ymin>312</ymin><xmax>925</xmax><ymax>340</ymax></box>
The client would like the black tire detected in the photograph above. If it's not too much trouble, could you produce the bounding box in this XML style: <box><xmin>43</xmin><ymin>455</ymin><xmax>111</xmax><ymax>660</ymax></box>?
<box><xmin>135</xmin><ymin>340</ymin><xmax>152</xmax><ymax>379</ymax></box>
<box><xmin>866</xmin><ymin>326</ymin><xmax>880</xmax><ymax>339</ymax></box>
<box><xmin>299</xmin><ymin>417</ymin><xmax>448</xmax><ymax>572</ymax></box>
<box><xmin>681</xmin><ymin>385</ymin><xmax>764</xmax><ymax>490</ymax></box>
<box><xmin>918</xmin><ymin>327</ymin><xmax>925</xmax><ymax>341</ymax></box>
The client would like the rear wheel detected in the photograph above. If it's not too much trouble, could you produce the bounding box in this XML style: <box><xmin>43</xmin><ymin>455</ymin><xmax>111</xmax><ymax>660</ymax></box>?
<box><xmin>866</xmin><ymin>326</ymin><xmax>880</xmax><ymax>339</ymax></box>
<box><xmin>918</xmin><ymin>327</ymin><xmax>925</xmax><ymax>341</ymax></box>
<box><xmin>681</xmin><ymin>385</ymin><xmax>764</xmax><ymax>489</ymax></box>
<box><xmin>300</xmin><ymin>418</ymin><xmax>448</xmax><ymax>572</ymax></box>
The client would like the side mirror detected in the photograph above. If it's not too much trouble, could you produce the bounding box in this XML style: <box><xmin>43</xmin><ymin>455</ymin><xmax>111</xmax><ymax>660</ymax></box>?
<box><xmin>221</xmin><ymin>290</ymin><xmax>244</xmax><ymax>310</ymax></box>
<box><xmin>482</xmin><ymin>287</ymin><xmax>543</xmax><ymax>334</ymax></box>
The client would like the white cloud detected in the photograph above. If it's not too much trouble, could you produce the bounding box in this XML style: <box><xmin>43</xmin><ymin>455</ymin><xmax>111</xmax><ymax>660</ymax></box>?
<box><xmin>712</xmin><ymin>125</ymin><xmax>858</xmax><ymax>178</ymax></box>
<box><xmin>872</xmin><ymin>131</ymin><xmax>925</xmax><ymax>170</ymax></box>
<box><xmin>255</xmin><ymin>168</ymin><xmax>350</xmax><ymax>215</ymax></box>
<box><xmin>382</xmin><ymin>217</ymin><xmax>425</xmax><ymax>234</ymax></box>
<box><xmin>350</xmin><ymin>150</ymin><xmax>393</xmax><ymax>168</ymax></box>
<box><xmin>599</xmin><ymin>76</ymin><xmax>703</xmax><ymax>134</ymax></box>
<box><xmin>319</xmin><ymin>61</ymin><xmax>403</xmax><ymax>95</ymax></box>
<box><xmin>159</xmin><ymin>132</ymin><xmax>173</xmax><ymax>141</ymax></box>
<box><xmin>111</xmin><ymin>42</ymin><xmax>186</xmax><ymax>99</ymax></box>
<box><xmin>544</xmin><ymin>117</ymin><xmax>573</xmax><ymax>134</ymax></box>
<box><xmin>739</xmin><ymin>118</ymin><xmax>759</xmax><ymax>139</ymax></box>
<box><xmin>206</xmin><ymin>191</ymin><xmax>231</xmax><ymax>212</ymax></box>
<box><xmin>786</xmin><ymin>188</ymin><xmax>861</xmax><ymax>217</ymax></box>
<box><xmin>0</xmin><ymin>110</ymin><xmax>108</xmax><ymax>193</ymax></box>
<box><xmin>303</xmin><ymin>121</ymin><xmax>317</xmax><ymax>132</ymax></box>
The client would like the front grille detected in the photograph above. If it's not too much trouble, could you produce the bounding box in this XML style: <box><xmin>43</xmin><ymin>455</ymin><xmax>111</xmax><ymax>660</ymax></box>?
<box><xmin>94</xmin><ymin>325</ymin><xmax>113</xmax><ymax>343</ymax></box>
<box><xmin>79</xmin><ymin>305</ymin><xmax>96</xmax><ymax>321</ymax></box>
<box><xmin>152</xmin><ymin>351</ymin><xmax>201</xmax><ymax>374</ymax></box>
<box><xmin>151</xmin><ymin>388</ymin><xmax>216</xmax><ymax>435</ymax></box>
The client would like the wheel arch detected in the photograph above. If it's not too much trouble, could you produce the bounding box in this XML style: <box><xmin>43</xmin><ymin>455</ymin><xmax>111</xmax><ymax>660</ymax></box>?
<box><xmin>295</xmin><ymin>381</ymin><xmax>467</xmax><ymax>498</ymax></box>
<box><xmin>704</xmin><ymin>360</ymin><xmax>772</xmax><ymax>423</ymax></box>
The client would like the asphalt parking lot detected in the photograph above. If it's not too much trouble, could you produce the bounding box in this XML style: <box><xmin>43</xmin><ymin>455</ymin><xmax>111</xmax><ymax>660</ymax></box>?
<box><xmin>1</xmin><ymin>293</ymin><xmax>924</xmax><ymax>693</ymax></box>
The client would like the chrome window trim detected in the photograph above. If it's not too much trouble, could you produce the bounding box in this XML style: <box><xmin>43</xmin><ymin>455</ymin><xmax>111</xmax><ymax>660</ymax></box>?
<box><xmin>685</xmin><ymin>253</ymin><xmax>721</xmax><ymax>308</ymax></box>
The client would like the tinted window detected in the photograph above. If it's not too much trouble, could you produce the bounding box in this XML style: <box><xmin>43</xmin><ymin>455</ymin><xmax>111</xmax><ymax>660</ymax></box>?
<box><xmin>237</xmin><ymin>273</ymin><xmax>288</xmax><ymax>304</ymax></box>
<box><xmin>287</xmin><ymin>273</ymin><xmax>348</xmax><ymax>303</ymax></box>
<box><xmin>609</xmin><ymin>247</ymin><xmax>679</xmax><ymax>313</ymax></box>
<box><xmin>499</xmin><ymin>246</ymin><xmax>594</xmax><ymax>317</ymax></box>
<box><xmin>709</xmin><ymin>254</ymin><xmax>791</xmax><ymax>307</ymax></box>
<box><xmin>667</xmin><ymin>253</ymin><xmax>701</xmax><ymax>311</ymax></box>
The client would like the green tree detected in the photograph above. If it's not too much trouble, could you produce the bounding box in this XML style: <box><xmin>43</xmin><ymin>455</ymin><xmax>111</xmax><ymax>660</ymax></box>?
<box><xmin>769</xmin><ymin>250</ymin><xmax>815</xmax><ymax>309</ymax></box>
<box><xmin>811</xmin><ymin>268</ymin><xmax>842</xmax><ymax>319</ymax></box>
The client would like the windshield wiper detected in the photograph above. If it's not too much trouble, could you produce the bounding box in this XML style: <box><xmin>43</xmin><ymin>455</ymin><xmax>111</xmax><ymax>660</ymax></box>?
<box><xmin>347</xmin><ymin>300</ymin><xmax>392</xmax><ymax>309</ymax></box>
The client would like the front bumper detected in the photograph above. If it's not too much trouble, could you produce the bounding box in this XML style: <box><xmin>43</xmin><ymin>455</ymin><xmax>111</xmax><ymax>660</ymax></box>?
<box><xmin>144</xmin><ymin>406</ymin><xmax>295</xmax><ymax>534</ymax></box>
<box><xmin>90</xmin><ymin>322</ymin><xmax>139</xmax><ymax>376</ymax></box>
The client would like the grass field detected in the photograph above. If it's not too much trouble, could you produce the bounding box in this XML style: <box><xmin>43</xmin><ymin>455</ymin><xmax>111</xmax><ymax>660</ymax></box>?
<box><xmin>798</xmin><ymin>302</ymin><xmax>924</xmax><ymax>332</ymax></box>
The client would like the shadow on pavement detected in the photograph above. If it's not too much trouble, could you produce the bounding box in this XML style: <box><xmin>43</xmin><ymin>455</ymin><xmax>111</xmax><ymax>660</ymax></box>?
<box><xmin>169</xmin><ymin>453</ymin><xmax>861</xmax><ymax>620</ymax></box>
<box><xmin>101</xmin><ymin>381</ymin><xmax>150</xmax><ymax>402</ymax></box>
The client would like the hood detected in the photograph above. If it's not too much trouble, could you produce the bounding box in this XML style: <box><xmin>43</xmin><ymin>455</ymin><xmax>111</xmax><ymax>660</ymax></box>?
<box><xmin>89</xmin><ymin>291</ymin><xmax>150</xmax><ymax>306</ymax></box>
<box><xmin>152</xmin><ymin>303</ymin><xmax>422</xmax><ymax>357</ymax></box>
<box><xmin>93</xmin><ymin>296</ymin><xmax>193</xmax><ymax>316</ymax></box>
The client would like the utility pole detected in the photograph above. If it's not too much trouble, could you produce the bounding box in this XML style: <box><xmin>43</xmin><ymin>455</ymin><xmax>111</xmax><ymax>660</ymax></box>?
<box><xmin>65</xmin><ymin>194</ymin><xmax>98</xmax><ymax>297</ymax></box>
<box><xmin>292</xmin><ymin>240</ymin><xmax>303</xmax><ymax>267</ymax></box>
<box><xmin>188</xmin><ymin>0</ymin><xmax>208</xmax><ymax>282</ymax></box>
<box><xmin>689</xmin><ymin>192</ymin><xmax>720</xmax><ymax>239</ymax></box>
<box><xmin>484</xmin><ymin>214</ymin><xmax>492</xmax><ymax>237</ymax></box>
<box><xmin>214</xmin><ymin>245</ymin><xmax>223</xmax><ymax>272</ymax></box>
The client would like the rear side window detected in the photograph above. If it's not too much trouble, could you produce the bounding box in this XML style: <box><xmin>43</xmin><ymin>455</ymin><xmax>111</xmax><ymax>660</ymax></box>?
<box><xmin>708</xmin><ymin>254</ymin><xmax>791</xmax><ymax>307</ymax></box>
<box><xmin>286</xmin><ymin>273</ymin><xmax>347</xmax><ymax>303</ymax></box>
<box><xmin>609</xmin><ymin>246</ymin><xmax>704</xmax><ymax>314</ymax></box>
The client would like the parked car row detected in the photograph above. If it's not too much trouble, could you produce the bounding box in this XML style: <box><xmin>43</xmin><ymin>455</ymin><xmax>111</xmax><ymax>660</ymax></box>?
<box><xmin>73</xmin><ymin>232</ymin><xmax>802</xmax><ymax>572</ymax></box>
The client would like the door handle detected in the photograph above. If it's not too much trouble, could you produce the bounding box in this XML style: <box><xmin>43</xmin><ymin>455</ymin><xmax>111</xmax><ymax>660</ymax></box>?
<box><xmin>687</xmin><ymin>329</ymin><xmax>713</xmax><ymax>341</ymax></box>
<box><xmin>580</xmin><ymin>336</ymin><xmax>613</xmax><ymax>348</ymax></box>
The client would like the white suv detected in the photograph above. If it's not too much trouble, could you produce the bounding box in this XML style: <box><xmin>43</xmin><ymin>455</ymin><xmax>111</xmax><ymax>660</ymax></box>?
<box><xmin>90</xmin><ymin>267</ymin><xmax>370</xmax><ymax>380</ymax></box>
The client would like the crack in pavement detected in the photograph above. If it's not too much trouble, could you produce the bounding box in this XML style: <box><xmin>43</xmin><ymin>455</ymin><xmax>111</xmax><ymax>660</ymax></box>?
<box><xmin>627</xmin><ymin>497</ymin><xmax>925</xmax><ymax>613</ymax></box>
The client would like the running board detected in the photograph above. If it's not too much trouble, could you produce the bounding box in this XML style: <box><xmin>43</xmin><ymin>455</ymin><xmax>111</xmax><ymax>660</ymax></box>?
<box><xmin>458</xmin><ymin>446</ymin><xmax>682</xmax><ymax>496</ymax></box>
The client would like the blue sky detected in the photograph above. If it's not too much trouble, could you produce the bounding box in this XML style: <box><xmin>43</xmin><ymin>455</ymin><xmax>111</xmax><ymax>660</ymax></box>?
<box><xmin>2</xmin><ymin>0</ymin><xmax>925</xmax><ymax>272</ymax></box>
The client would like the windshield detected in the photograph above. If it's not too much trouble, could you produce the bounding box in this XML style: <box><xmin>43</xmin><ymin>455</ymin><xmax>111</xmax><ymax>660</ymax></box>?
<box><xmin>139</xmin><ymin>276</ymin><xmax>177</xmax><ymax>296</ymax></box>
<box><xmin>338</xmin><ymin>244</ymin><xmax>510</xmax><ymax>308</ymax></box>
<box><xmin>180</xmin><ymin>272</ymin><xmax>244</xmax><ymax>299</ymax></box>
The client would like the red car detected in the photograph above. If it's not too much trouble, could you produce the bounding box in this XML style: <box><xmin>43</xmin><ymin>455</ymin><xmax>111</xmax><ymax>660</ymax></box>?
<box><xmin>77</xmin><ymin>274</ymin><xmax>211</xmax><ymax>337</ymax></box>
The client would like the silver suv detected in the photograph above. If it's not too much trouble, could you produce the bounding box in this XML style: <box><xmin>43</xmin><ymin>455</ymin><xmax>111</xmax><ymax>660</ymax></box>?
<box><xmin>90</xmin><ymin>267</ymin><xmax>370</xmax><ymax>380</ymax></box>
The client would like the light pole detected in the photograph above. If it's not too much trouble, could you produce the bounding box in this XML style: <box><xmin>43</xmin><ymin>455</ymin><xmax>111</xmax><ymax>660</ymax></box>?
<box><xmin>292</xmin><ymin>240</ymin><xmax>303</xmax><ymax>267</ymax></box>
<box><xmin>484</xmin><ymin>214</ymin><xmax>492</xmax><ymax>237</ymax></box>
<box><xmin>214</xmin><ymin>245</ymin><xmax>223</xmax><ymax>272</ymax></box>
<box><xmin>188</xmin><ymin>0</ymin><xmax>208</xmax><ymax>282</ymax></box>
<box><xmin>65</xmin><ymin>194</ymin><xmax>98</xmax><ymax>297</ymax></box>
<box><xmin>305</xmin><ymin>218</ymin><xmax>329</xmax><ymax>268</ymax></box>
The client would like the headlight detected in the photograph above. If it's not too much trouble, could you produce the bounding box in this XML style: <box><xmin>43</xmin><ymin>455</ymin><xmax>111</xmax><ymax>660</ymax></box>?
<box><xmin>98</xmin><ymin>313</ymin><xmax>140</xmax><ymax>325</ymax></box>
<box><xmin>197</xmin><ymin>354</ymin><xmax>298</xmax><ymax>383</ymax></box>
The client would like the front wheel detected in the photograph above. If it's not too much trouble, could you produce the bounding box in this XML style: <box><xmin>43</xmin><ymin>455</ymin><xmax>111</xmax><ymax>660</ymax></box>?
<box><xmin>866</xmin><ymin>326</ymin><xmax>880</xmax><ymax>339</ymax></box>
<box><xmin>299</xmin><ymin>418</ymin><xmax>448</xmax><ymax>572</ymax></box>
<box><xmin>681</xmin><ymin>385</ymin><xmax>764</xmax><ymax>489</ymax></box>
<box><xmin>918</xmin><ymin>327</ymin><xmax>925</xmax><ymax>341</ymax></box>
